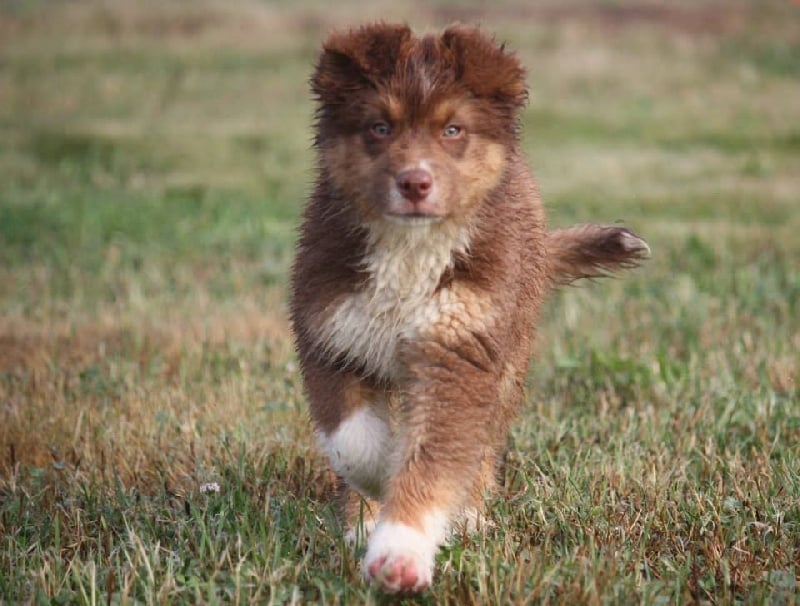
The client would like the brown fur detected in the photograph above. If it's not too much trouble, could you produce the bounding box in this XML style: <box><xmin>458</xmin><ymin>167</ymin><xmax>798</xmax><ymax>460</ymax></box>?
<box><xmin>290</xmin><ymin>23</ymin><xmax>647</xmax><ymax>593</ymax></box>
<box><xmin>547</xmin><ymin>224</ymin><xmax>650</xmax><ymax>285</ymax></box>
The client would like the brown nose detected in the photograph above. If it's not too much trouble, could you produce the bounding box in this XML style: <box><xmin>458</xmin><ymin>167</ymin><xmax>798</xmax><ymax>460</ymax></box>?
<box><xmin>395</xmin><ymin>168</ymin><xmax>433</xmax><ymax>202</ymax></box>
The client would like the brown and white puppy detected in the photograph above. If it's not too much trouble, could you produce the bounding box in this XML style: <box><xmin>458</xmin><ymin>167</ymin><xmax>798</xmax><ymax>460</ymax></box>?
<box><xmin>290</xmin><ymin>23</ymin><xmax>649</xmax><ymax>594</ymax></box>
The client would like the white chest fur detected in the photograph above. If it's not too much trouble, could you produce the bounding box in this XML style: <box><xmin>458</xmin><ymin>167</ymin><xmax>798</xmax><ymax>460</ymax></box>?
<box><xmin>315</xmin><ymin>221</ymin><xmax>471</xmax><ymax>381</ymax></box>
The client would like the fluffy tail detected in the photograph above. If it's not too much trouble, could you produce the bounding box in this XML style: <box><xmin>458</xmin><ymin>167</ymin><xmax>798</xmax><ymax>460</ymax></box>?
<box><xmin>547</xmin><ymin>224</ymin><xmax>650</xmax><ymax>285</ymax></box>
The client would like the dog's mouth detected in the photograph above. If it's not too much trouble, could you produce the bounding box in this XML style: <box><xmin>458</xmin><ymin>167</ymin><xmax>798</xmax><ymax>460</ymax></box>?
<box><xmin>383</xmin><ymin>194</ymin><xmax>446</xmax><ymax>225</ymax></box>
<box><xmin>383</xmin><ymin>212</ymin><xmax>444</xmax><ymax>226</ymax></box>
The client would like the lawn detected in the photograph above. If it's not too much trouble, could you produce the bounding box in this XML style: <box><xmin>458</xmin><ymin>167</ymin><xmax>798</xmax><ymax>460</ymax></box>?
<box><xmin>1</xmin><ymin>1</ymin><xmax>798</xmax><ymax>603</ymax></box>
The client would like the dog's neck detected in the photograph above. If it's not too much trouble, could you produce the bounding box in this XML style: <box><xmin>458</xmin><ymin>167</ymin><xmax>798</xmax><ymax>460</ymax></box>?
<box><xmin>312</xmin><ymin>218</ymin><xmax>473</xmax><ymax>380</ymax></box>
<box><xmin>361</xmin><ymin>219</ymin><xmax>471</xmax><ymax>300</ymax></box>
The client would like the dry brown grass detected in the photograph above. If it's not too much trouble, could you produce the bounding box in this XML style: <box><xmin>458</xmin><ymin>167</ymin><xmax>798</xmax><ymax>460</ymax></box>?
<box><xmin>0</xmin><ymin>292</ymin><xmax>304</xmax><ymax>493</ymax></box>
<box><xmin>1</xmin><ymin>1</ymin><xmax>798</xmax><ymax>602</ymax></box>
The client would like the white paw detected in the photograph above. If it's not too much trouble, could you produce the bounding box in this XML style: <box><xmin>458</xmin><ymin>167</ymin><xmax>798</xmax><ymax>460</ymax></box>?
<box><xmin>619</xmin><ymin>229</ymin><xmax>651</xmax><ymax>256</ymax></box>
<box><xmin>362</xmin><ymin>521</ymin><xmax>437</xmax><ymax>593</ymax></box>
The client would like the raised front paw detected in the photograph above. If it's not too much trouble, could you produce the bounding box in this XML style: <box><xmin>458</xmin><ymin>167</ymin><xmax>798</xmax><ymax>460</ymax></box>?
<box><xmin>362</xmin><ymin>521</ymin><xmax>436</xmax><ymax>593</ymax></box>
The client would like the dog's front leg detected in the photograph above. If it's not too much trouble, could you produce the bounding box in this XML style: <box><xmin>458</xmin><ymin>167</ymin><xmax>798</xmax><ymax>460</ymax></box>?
<box><xmin>298</xmin><ymin>357</ymin><xmax>394</xmax><ymax>537</ymax></box>
<box><xmin>363</xmin><ymin>335</ymin><xmax>502</xmax><ymax>593</ymax></box>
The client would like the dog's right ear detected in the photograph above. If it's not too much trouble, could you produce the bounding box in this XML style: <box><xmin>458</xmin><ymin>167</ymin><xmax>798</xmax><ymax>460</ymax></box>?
<box><xmin>311</xmin><ymin>23</ymin><xmax>412</xmax><ymax>104</ymax></box>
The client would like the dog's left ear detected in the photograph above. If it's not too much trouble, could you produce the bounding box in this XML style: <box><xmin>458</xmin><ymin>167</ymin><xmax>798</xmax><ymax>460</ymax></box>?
<box><xmin>441</xmin><ymin>25</ymin><xmax>527</xmax><ymax>110</ymax></box>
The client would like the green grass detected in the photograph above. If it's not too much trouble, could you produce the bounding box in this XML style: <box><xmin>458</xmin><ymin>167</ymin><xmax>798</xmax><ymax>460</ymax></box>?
<box><xmin>1</xmin><ymin>1</ymin><xmax>799</xmax><ymax>603</ymax></box>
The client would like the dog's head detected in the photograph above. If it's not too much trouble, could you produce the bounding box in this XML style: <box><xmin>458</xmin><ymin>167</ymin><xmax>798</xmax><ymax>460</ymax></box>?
<box><xmin>311</xmin><ymin>24</ymin><xmax>527</xmax><ymax>226</ymax></box>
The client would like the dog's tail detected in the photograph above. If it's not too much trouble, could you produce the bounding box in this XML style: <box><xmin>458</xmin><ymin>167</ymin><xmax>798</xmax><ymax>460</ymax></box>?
<box><xmin>547</xmin><ymin>224</ymin><xmax>650</xmax><ymax>286</ymax></box>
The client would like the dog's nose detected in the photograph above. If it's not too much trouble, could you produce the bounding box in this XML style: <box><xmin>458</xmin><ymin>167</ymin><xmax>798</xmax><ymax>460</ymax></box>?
<box><xmin>396</xmin><ymin>168</ymin><xmax>433</xmax><ymax>202</ymax></box>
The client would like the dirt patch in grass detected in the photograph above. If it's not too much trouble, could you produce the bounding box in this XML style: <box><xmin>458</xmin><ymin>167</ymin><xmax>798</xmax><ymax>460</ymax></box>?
<box><xmin>0</xmin><ymin>295</ymin><xmax>291</xmax><ymax>369</ymax></box>
<box><xmin>0</xmin><ymin>322</ymin><xmax>151</xmax><ymax>374</ymax></box>
<box><xmin>0</xmin><ymin>301</ymin><xmax>295</xmax><ymax>482</ymax></box>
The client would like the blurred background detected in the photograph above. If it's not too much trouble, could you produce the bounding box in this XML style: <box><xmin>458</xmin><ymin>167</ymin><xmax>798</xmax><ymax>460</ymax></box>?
<box><xmin>0</xmin><ymin>0</ymin><xmax>800</xmax><ymax>317</ymax></box>
<box><xmin>1</xmin><ymin>1</ymin><xmax>798</xmax><ymax>602</ymax></box>
<box><xmin>2</xmin><ymin>0</ymin><xmax>798</xmax><ymax>317</ymax></box>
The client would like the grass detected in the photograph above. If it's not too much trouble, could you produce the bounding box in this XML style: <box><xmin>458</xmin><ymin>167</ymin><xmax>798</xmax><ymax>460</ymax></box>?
<box><xmin>1</xmin><ymin>0</ymin><xmax>798</xmax><ymax>603</ymax></box>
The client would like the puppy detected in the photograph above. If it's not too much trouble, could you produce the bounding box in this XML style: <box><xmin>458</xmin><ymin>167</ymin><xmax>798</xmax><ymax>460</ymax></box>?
<box><xmin>290</xmin><ymin>23</ymin><xmax>649</xmax><ymax>593</ymax></box>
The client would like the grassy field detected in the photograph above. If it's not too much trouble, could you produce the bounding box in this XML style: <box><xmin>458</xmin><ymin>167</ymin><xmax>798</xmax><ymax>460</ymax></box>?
<box><xmin>1</xmin><ymin>0</ymin><xmax>798</xmax><ymax>603</ymax></box>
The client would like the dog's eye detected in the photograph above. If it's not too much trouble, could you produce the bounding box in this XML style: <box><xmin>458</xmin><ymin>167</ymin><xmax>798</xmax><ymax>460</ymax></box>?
<box><xmin>442</xmin><ymin>124</ymin><xmax>463</xmax><ymax>138</ymax></box>
<box><xmin>371</xmin><ymin>122</ymin><xmax>392</xmax><ymax>139</ymax></box>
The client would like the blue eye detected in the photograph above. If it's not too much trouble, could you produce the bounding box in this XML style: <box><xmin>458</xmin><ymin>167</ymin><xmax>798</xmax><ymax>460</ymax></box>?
<box><xmin>443</xmin><ymin>124</ymin><xmax>463</xmax><ymax>138</ymax></box>
<box><xmin>371</xmin><ymin>122</ymin><xmax>392</xmax><ymax>138</ymax></box>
